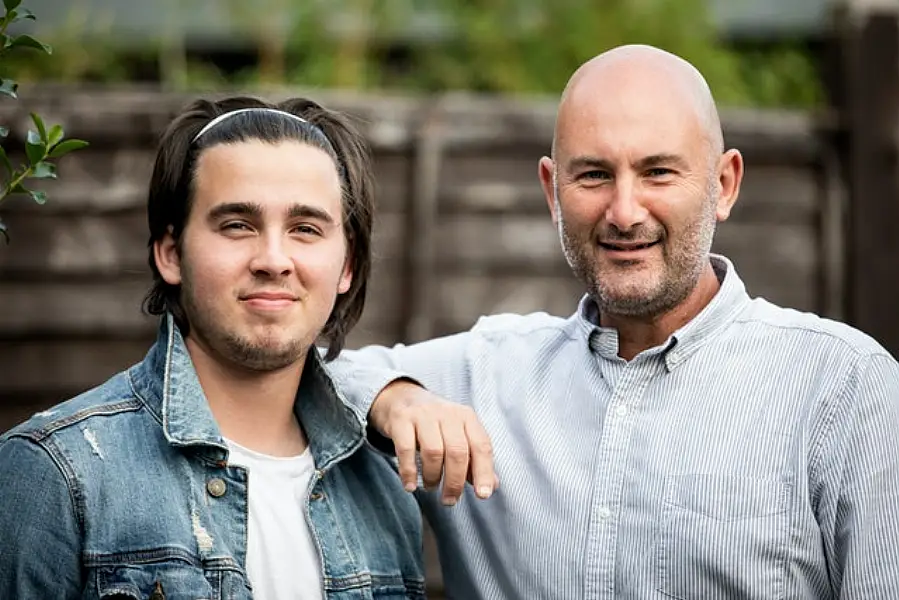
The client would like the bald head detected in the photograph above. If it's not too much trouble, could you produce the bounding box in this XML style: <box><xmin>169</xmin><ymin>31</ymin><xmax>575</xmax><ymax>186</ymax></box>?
<box><xmin>555</xmin><ymin>44</ymin><xmax>723</xmax><ymax>160</ymax></box>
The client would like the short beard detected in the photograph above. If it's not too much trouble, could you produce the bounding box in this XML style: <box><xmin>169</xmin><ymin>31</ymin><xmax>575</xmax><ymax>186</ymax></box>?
<box><xmin>211</xmin><ymin>329</ymin><xmax>305</xmax><ymax>372</ymax></box>
<box><xmin>180</xmin><ymin>273</ymin><xmax>307</xmax><ymax>373</ymax></box>
<box><xmin>555</xmin><ymin>177</ymin><xmax>718</xmax><ymax>320</ymax></box>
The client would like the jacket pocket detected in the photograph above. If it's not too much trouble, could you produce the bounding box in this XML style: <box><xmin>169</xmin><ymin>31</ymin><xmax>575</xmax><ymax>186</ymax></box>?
<box><xmin>657</xmin><ymin>474</ymin><xmax>791</xmax><ymax>600</ymax></box>
<box><xmin>93</xmin><ymin>561</ymin><xmax>233</xmax><ymax>600</ymax></box>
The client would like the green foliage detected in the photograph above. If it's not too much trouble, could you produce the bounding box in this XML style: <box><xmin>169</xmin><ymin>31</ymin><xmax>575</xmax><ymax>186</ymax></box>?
<box><xmin>1</xmin><ymin>0</ymin><xmax>821</xmax><ymax>109</ymax></box>
<box><xmin>0</xmin><ymin>1</ymin><xmax>89</xmax><ymax>242</ymax></box>
<box><xmin>0</xmin><ymin>6</ymin><xmax>134</xmax><ymax>83</ymax></box>
<box><xmin>369</xmin><ymin>0</ymin><xmax>822</xmax><ymax>107</ymax></box>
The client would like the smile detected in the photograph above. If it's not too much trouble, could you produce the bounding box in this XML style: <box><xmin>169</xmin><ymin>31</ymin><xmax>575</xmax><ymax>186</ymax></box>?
<box><xmin>598</xmin><ymin>240</ymin><xmax>660</xmax><ymax>252</ymax></box>
<box><xmin>240</xmin><ymin>292</ymin><xmax>298</xmax><ymax>311</ymax></box>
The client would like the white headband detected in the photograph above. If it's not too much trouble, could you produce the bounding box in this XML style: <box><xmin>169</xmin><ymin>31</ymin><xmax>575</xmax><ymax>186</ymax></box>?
<box><xmin>192</xmin><ymin>107</ymin><xmax>309</xmax><ymax>143</ymax></box>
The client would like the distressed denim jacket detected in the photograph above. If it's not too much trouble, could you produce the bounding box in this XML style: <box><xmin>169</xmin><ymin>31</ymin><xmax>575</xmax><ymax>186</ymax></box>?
<box><xmin>0</xmin><ymin>315</ymin><xmax>426</xmax><ymax>600</ymax></box>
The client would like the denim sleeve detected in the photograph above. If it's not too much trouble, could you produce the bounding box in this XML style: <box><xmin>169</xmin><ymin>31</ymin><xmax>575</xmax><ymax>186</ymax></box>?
<box><xmin>814</xmin><ymin>352</ymin><xmax>899</xmax><ymax>597</ymax></box>
<box><xmin>0</xmin><ymin>436</ymin><xmax>83</xmax><ymax>598</ymax></box>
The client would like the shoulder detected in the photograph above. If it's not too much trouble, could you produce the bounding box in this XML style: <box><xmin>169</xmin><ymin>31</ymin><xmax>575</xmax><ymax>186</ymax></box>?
<box><xmin>1</xmin><ymin>371</ymin><xmax>143</xmax><ymax>447</ymax></box>
<box><xmin>735</xmin><ymin>298</ymin><xmax>898</xmax><ymax>410</ymax></box>
<box><xmin>737</xmin><ymin>298</ymin><xmax>891</xmax><ymax>360</ymax></box>
<box><xmin>470</xmin><ymin>310</ymin><xmax>580</xmax><ymax>342</ymax></box>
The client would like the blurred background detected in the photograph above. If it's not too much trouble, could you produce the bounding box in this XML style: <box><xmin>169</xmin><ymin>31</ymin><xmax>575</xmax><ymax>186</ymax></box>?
<box><xmin>0</xmin><ymin>0</ymin><xmax>897</xmax><ymax>594</ymax></box>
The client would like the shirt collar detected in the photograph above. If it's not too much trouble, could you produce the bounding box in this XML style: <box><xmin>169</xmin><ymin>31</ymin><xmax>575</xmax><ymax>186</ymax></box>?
<box><xmin>577</xmin><ymin>254</ymin><xmax>750</xmax><ymax>370</ymax></box>
<box><xmin>128</xmin><ymin>313</ymin><xmax>365</xmax><ymax>470</ymax></box>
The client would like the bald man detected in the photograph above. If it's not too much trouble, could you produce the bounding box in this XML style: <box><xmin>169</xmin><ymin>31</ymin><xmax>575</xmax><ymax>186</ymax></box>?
<box><xmin>329</xmin><ymin>45</ymin><xmax>899</xmax><ymax>599</ymax></box>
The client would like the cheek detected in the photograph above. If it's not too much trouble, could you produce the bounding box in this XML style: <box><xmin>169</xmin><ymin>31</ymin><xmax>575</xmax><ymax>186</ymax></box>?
<box><xmin>560</xmin><ymin>189</ymin><xmax>605</xmax><ymax>228</ymax></box>
<box><xmin>181</xmin><ymin>241</ymin><xmax>245</xmax><ymax>296</ymax></box>
<box><xmin>292</xmin><ymin>242</ymin><xmax>350</xmax><ymax>288</ymax></box>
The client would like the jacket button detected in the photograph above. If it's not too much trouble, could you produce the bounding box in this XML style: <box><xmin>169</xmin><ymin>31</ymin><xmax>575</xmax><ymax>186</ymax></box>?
<box><xmin>206</xmin><ymin>478</ymin><xmax>227</xmax><ymax>497</ymax></box>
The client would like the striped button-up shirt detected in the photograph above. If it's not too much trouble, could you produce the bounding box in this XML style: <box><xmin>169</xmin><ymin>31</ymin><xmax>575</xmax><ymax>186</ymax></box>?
<box><xmin>330</xmin><ymin>255</ymin><xmax>899</xmax><ymax>599</ymax></box>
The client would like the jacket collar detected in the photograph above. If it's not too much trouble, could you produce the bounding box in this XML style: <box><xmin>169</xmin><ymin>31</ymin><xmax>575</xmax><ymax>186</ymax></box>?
<box><xmin>128</xmin><ymin>313</ymin><xmax>365</xmax><ymax>470</ymax></box>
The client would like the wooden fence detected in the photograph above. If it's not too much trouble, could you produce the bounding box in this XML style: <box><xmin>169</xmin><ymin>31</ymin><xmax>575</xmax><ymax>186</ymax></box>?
<box><xmin>0</xmin><ymin>76</ymin><xmax>884</xmax><ymax>594</ymax></box>
<box><xmin>0</xmin><ymin>86</ymin><xmax>847</xmax><ymax>425</ymax></box>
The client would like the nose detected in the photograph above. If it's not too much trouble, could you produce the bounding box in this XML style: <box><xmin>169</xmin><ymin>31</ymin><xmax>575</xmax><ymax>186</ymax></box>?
<box><xmin>604</xmin><ymin>176</ymin><xmax>649</xmax><ymax>232</ymax></box>
<box><xmin>249</xmin><ymin>233</ymin><xmax>293</xmax><ymax>277</ymax></box>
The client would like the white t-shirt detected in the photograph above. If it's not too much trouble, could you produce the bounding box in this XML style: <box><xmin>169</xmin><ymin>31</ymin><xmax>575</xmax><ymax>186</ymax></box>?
<box><xmin>225</xmin><ymin>439</ymin><xmax>324</xmax><ymax>600</ymax></box>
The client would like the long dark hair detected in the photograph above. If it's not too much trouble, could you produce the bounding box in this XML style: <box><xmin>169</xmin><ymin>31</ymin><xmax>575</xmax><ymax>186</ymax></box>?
<box><xmin>142</xmin><ymin>95</ymin><xmax>374</xmax><ymax>360</ymax></box>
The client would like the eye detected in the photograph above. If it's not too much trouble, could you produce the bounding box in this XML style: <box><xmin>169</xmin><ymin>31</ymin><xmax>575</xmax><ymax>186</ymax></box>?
<box><xmin>580</xmin><ymin>170</ymin><xmax>611</xmax><ymax>181</ymax></box>
<box><xmin>291</xmin><ymin>223</ymin><xmax>322</xmax><ymax>237</ymax></box>
<box><xmin>221</xmin><ymin>220</ymin><xmax>254</xmax><ymax>232</ymax></box>
<box><xmin>646</xmin><ymin>167</ymin><xmax>674</xmax><ymax>177</ymax></box>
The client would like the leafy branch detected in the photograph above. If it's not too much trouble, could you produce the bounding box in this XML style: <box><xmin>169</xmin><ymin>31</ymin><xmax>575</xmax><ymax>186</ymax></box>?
<box><xmin>0</xmin><ymin>0</ymin><xmax>89</xmax><ymax>243</ymax></box>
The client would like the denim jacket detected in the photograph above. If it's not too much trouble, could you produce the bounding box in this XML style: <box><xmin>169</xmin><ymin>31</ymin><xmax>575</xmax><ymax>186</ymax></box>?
<box><xmin>0</xmin><ymin>315</ymin><xmax>426</xmax><ymax>599</ymax></box>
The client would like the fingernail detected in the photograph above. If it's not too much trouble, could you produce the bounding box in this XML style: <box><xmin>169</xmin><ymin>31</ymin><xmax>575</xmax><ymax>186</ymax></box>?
<box><xmin>442</xmin><ymin>497</ymin><xmax>457</xmax><ymax>507</ymax></box>
<box><xmin>477</xmin><ymin>485</ymin><xmax>493</xmax><ymax>498</ymax></box>
<box><xmin>405</xmin><ymin>483</ymin><xmax>417</xmax><ymax>492</ymax></box>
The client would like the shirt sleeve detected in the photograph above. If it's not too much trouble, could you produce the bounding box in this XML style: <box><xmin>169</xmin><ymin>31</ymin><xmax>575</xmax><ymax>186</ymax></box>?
<box><xmin>327</xmin><ymin>330</ymin><xmax>478</xmax><ymax>417</ymax></box>
<box><xmin>0</xmin><ymin>436</ymin><xmax>83</xmax><ymax>598</ymax></box>
<box><xmin>814</xmin><ymin>351</ymin><xmax>899</xmax><ymax>597</ymax></box>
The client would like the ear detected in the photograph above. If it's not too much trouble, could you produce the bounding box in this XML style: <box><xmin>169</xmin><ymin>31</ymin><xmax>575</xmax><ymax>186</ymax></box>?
<box><xmin>714</xmin><ymin>149</ymin><xmax>744</xmax><ymax>222</ymax></box>
<box><xmin>538</xmin><ymin>156</ymin><xmax>557</xmax><ymax>226</ymax></box>
<box><xmin>337</xmin><ymin>257</ymin><xmax>353</xmax><ymax>295</ymax></box>
<box><xmin>154</xmin><ymin>228</ymin><xmax>182</xmax><ymax>285</ymax></box>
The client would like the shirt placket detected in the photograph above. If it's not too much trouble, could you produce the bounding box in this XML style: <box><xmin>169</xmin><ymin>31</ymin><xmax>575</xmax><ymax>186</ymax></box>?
<box><xmin>583</xmin><ymin>360</ymin><xmax>654</xmax><ymax>599</ymax></box>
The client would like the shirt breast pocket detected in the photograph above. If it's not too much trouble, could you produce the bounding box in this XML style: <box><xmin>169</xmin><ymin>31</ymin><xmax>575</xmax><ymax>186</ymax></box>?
<box><xmin>657</xmin><ymin>474</ymin><xmax>791</xmax><ymax>600</ymax></box>
<box><xmin>92</xmin><ymin>561</ymin><xmax>248</xmax><ymax>600</ymax></box>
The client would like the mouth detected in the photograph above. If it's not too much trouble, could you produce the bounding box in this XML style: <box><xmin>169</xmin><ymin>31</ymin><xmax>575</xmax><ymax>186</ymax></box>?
<box><xmin>242</xmin><ymin>293</ymin><xmax>298</xmax><ymax>301</ymax></box>
<box><xmin>598</xmin><ymin>240</ymin><xmax>660</xmax><ymax>252</ymax></box>
<box><xmin>240</xmin><ymin>292</ymin><xmax>299</xmax><ymax>311</ymax></box>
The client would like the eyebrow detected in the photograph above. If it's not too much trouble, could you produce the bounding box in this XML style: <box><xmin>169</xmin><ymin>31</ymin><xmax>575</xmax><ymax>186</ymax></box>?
<box><xmin>564</xmin><ymin>153</ymin><xmax>690</xmax><ymax>173</ymax></box>
<box><xmin>207</xmin><ymin>202</ymin><xmax>262</xmax><ymax>222</ymax></box>
<box><xmin>206</xmin><ymin>201</ymin><xmax>337</xmax><ymax>225</ymax></box>
<box><xmin>565</xmin><ymin>156</ymin><xmax>615</xmax><ymax>173</ymax></box>
<box><xmin>287</xmin><ymin>204</ymin><xmax>336</xmax><ymax>225</ymax></box>
<box><xmin>633</xmin><ymin>153</ymin><xmax>690</xmax><ymax>171</ymax></box>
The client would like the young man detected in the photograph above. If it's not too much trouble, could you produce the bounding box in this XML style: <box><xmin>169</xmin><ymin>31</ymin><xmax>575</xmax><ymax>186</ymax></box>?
<box><xmin>329</xmin><ymin>45</ymin><xmax>899</xmax><ymax>598</ymax></box>
<box><xmin>0</xmin><ymin>96</ymin><xmax>425</xmax><ymax>599</ymax></box>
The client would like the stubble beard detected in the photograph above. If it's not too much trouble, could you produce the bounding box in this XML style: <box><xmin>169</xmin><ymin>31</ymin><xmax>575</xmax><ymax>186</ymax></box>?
<box><xmin>556</xmin><ymin>184</ymin><xmax>718</xmax><ymax>320</ymax></box>
<box><xmin>180</xmin><ymin>274</ymin><xmax>308</xmax><ymax>373</ymax></box>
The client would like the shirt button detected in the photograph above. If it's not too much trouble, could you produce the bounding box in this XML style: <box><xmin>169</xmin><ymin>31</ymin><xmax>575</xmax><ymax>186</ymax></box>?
<box><xmin>615</xmin><ymin>405</ymin><xmax>628</xmax><ymax>417</ymax></box>
<box><xmin>206</xmin><ymin>478</ymin><xmax>227</xmax><ymax>498</ymax></box>
<box><xmin>598</xmin><ymin>506</ymin><xmax>612</xmax><ymax>519</ymax></box>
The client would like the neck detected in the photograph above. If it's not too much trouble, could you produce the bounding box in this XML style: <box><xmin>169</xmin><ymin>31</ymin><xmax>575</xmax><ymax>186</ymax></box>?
<box><xmin>600</xmin><ymin>262</ymin><xmax>721</xmax><ymax>361</ymax></box>
<box><xmin>186</xmin><ymin>340</ymin><xmax>309</xmax><ymax>457</ymax></box>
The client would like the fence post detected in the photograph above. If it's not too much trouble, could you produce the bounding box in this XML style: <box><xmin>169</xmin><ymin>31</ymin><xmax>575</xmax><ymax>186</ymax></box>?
<box><xmin>401</xmin><ymin>100</ymin><xmax>444</xmax><ymax>344</ymax></box>
<box><xmin>831</xmin><ymin>3</ymin><xmax>899</xmax><ymax>357</ymax></box>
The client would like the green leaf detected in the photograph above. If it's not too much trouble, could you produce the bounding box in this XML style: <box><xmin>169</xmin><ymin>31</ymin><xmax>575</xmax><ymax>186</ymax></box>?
<box><xmin>0</xmin><ymin>34</ymin><xmax>9</xmax><ymax>49</ymax></box>
<box><xmin>3</xmin><ymin>0</ymin><xmax>22</xmax><ymax>12</ymax></box>
<box><xmin>48</xmin><ymin>138</ymin><xmax>89</xmax><ymax>158</ymax></box>
<box><xmin>25</xmin><ymin>130</ymin><xmax>45</xmax><ymax>165</ymax></box>
<box><xmin>0</xmin><ymin>147</ymin><xmax>11</xmax><ymax>176</ymax></box>
<box><xmin>0</xmin><ymin>217</ymin><xmax>7</xmax><ymax>244</ymax></box>
<box><xmin>9</xmin><ymin>34</ymin><xmax>51</xmax><ymax>55</ymax></box>
<box><xmin>0</xmin><ymin>79</ymin><xmax>18</xmax><ymax>98</ymax></box>
<box><xmin>30</xmin><ymin>112</ymin><xmax>47</xmax><ymax>144</ymax></box>
<box><xmin>28</xmin><ymin>189</ymin><xmax>47</xmax><ymax>204</ymax></box>
<box><xmin>30</xmin><ymin>161</ymin><xmax>56</xmax><ymax>179</ymax></box>
<box><xmin>47</xmin><ymin>124</ymin><xmax>63</xmax><ymax>146</ymax></box>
